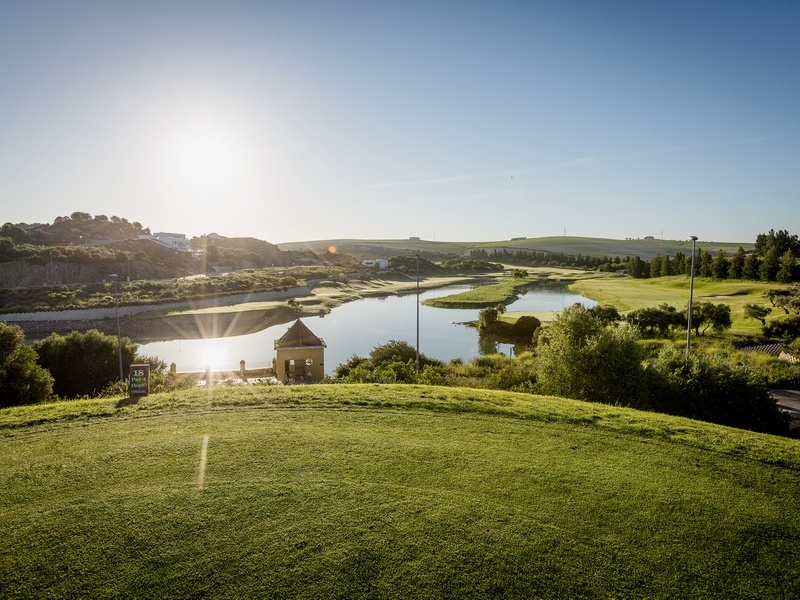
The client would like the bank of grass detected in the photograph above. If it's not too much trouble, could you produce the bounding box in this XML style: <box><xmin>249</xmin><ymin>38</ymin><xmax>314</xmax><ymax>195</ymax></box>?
<box><xmin>423</xmin><ymin>270</ymin><xmax>617</xmax><ymax>309</ymax></box>
<box><xmin>2</xmin><ymin>384</ymin><xmax>800</xmax><ymax>598</ymax></box>
<box><xmin>156</xmin><ymin>276</ymin><xmax>474</xmax><ymax>319</ymax></box>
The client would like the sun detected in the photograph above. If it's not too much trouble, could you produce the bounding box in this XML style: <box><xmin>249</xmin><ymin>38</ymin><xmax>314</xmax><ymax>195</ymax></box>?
<box><xmin>162</xmin><ymin>122</ymin><xmax>246</xmax><ymax>193</ymax></box>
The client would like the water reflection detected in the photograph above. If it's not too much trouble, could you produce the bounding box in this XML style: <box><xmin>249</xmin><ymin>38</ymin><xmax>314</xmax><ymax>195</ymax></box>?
<box><xmin>137</xmin><ymin>283</ymin><xmax>594</xmax><ymax>374</ymax></box>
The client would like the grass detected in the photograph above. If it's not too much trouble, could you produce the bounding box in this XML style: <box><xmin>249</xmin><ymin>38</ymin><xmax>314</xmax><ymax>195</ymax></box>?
<box><xmin>421</xmin><ymin>278</ymin><xmax>528</xmax><ymax>308</ymax></box>
<box><xmin>422</xmin><ymin>270</ymin><xmax>607</xmax><ymax>309</ymax></box>
<box><xmin>3</xmin><ymin>384</ymin><xmax>800</xmax><ymax>598</ymax></box>
<box><xmin>571</xmin><ymin>276</ymin><xmax>782</xmax><ymax>335</ymax></box>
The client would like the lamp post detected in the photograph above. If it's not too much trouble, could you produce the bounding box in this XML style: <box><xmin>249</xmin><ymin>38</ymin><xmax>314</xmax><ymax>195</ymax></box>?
<box><xmin>415</xmin><ymin>253</ymin><xmax>420</xmax><ymax>372</ymax></box>
<box><xmin>110</xmin><ymin>274</ymin><xmax>124</xmax><ymax>381</ymax></box>
<box><xmin>686</xmin><ymin>236</ymin><xmax>698</xmax><ymax>355</ymax></box>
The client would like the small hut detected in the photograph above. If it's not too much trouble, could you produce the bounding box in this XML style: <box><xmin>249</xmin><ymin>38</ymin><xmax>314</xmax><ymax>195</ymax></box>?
<box><xmin>274</xmin><ymin>319</ymin><xmax>327</xmax><ymax>382</ymax></box>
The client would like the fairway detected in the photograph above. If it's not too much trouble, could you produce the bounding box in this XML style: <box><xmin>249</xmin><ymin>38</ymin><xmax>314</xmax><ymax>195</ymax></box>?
<box><xmin>571</xmin><ymin>276</ymin><xmax>782</xmax><ymax>335</ymax></box>
<box><xmin>2</xmin><ymin>385</ymin><xmax>800</xmax><ymax>598</ymax></box>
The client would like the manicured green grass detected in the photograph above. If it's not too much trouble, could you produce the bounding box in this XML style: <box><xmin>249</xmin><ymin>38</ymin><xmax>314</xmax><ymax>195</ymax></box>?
<box><xmin>3</xmin><ymin>385</ymin><xmax>800</xmax><ymax>598</ymax></box>
<box><xmin>571</xmin><ymin>276</ymin><xmax>781</xmax><ymax>335</ymax></box>
<box><xmin>422</xmin><ymin>278</ymin><xmax>528</xmax><ymax>308</ymax></box>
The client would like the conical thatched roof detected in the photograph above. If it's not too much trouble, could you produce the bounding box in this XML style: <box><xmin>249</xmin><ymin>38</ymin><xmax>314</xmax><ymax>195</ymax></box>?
<box><xmin>274</xmin><ymin>319</ymin><xmax>326</xmax><ymax>349</ymax></box>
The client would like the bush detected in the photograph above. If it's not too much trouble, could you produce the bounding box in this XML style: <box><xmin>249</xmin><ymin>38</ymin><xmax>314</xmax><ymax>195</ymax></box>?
<box><xmin>0</xmin><ymin>323</ymin><xmax>53</xmax><ymax>407</ymax></box>
<box><xmin>647</xmin><ymin>346</ymin><xmax>789</xmax><ymax>435</ymax></box>
<box><xmin>536</xmin><ymin>304</ymin><xmax>647</xmax><ymax>408</ymax></box>
<box><xmin>510</xmin><ymin>315</ymin><xmax>541</xmax><ymax>341</ymax></box>
<box><xmin>33</xmin><ymin>329</ymin><xmax>138</xmax><ymax>398</ymax></box>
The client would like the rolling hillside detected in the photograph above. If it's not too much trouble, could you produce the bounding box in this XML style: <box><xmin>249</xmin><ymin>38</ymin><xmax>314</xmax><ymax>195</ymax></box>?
<box><xmin>278</xmin><ymin>235</ymin><xmax>752</xmax><ymax>261</ymax></box>
<box><xmin>2</xmin><ymin>384</ymin><xmax>798</xmax><ymax>598</ymax></box>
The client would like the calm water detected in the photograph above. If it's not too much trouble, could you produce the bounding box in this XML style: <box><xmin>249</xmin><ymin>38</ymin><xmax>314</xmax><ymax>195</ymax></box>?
<box><xmin>137</xmin><ymin>284</ymin><xmax>595</xmax><ymax>374</ymax></box>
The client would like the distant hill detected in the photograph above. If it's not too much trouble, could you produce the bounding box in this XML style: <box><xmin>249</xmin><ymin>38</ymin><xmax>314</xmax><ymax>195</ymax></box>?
<box><xmin>278</xmin><ymin>236</ymin><xmax>752</xmax><ymax>261</ymax></box>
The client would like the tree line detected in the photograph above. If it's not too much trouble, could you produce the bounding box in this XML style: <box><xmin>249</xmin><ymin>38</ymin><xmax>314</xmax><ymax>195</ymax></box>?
<box><xmin>628</xmin><ymin>229</ymin><xmax>799</xmax><ymax>283</ymax></box>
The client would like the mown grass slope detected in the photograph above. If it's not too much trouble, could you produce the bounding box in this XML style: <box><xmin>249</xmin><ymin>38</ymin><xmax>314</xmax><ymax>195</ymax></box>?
<box><xmin>2</xmin><ymin>385</ymin><xmax>799</xmax><ymax>599</ymax></box>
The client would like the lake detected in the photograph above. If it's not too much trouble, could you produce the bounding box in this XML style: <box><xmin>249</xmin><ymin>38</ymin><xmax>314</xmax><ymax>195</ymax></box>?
<box><xmin>137</xmin><ymin>283</ymin><xmax>595</xmax><ymax>375</ymax></box>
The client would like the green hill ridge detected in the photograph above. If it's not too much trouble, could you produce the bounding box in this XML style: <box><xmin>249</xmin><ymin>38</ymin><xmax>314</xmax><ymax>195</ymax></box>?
<box><xmin>2</xmin><ymin>384</ymin><xmax>799</xmax><ymax>598</ymax></box>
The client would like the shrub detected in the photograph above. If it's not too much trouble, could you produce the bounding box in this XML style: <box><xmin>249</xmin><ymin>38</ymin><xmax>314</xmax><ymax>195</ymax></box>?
<box><xmin>536</xmin><ymin>304</ymin><xmax>647</xmax><ymax>408</ymax></box>
<box><xmin>33</xmin><ymin>329</ymin><xmax>138</xmax><ymax>399</ymax></box>
<box><xmin>0</xmin><ymin>323</ymin><xmax>54</xmax><ymax>407</ymax></box>
<box><xmin>647</xmin><ymin>346</ymin><xmax>789</xmax><ymax>435</ymax></box>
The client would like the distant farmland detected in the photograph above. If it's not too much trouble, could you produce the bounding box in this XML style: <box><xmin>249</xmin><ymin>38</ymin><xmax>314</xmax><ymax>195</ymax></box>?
<box><xmin>278</xmin><ymin>235</ymin><xmax>751</xmax><ymax>261</ymax></box>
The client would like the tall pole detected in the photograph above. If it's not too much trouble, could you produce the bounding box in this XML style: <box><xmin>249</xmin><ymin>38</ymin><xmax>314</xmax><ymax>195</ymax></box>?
<box><xmin>415</xmin><ymin>253</ymin><xmax>420</xmax><ymax>372</ymax></box>
<box><xmin>111</xmin><ymin>274</ymin><xmax>124</xmax><ymax>381</ymax></box>
<box><xmin>686</xmin><ymin>236</ymin><xmax>698</xmax><ymax>355</ymax></box>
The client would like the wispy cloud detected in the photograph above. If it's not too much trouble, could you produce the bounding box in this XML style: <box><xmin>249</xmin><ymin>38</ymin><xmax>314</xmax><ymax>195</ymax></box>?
<box><xmin>613</xmin><ymin>133</ymin><xmax>796</xmax><ymax>160</ymax></box>
<box><xmin>364</xmin><ymin>157</ymin><xmax>598</xmax><ymax>189</ymax></box>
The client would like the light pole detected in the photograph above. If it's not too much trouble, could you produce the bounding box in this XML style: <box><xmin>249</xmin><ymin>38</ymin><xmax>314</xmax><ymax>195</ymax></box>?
<box><xmin>111</xmin><ymin>274</ymin><xmax>124</xmax><ymax>381</ymax></box>
<box><xmin>686</xmin><ymin>236</ymin><xmax>698</xmax><ymax>355</ymax></box>
<box><xmin>415</xmin><ymin>253</ymin><xmax>420</xmax><ymax>372</ymax></box>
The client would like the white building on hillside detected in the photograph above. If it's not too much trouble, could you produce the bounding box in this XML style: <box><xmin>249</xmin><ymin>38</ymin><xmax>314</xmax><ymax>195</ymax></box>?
<box><xmin>363</xmin><ymin>259</ymin><xmax>388</xmax><ymax>269</ymax></box>
<box><xmin>139</xmin><ymin>232</ymin><xmax>190</xmax><ymax>252</ymax></box>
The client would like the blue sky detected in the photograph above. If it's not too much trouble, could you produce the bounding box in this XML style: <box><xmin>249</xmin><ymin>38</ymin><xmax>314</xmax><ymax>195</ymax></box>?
<box><xmin>1</xmin><ymin>1</ymin><xmax>797</xmax><ymax>244</ymax></box>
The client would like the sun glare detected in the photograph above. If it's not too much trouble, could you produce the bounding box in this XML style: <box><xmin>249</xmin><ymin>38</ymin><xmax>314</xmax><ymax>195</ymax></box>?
<box><xmin>199</xmin><ymin>341</ymin><xmax>228</xmax><ymax>371</ymax></box>
<box><xmin>163</xmin><ymin>122</ymin><xmax>246</xmax><ymax>192</ymax></box>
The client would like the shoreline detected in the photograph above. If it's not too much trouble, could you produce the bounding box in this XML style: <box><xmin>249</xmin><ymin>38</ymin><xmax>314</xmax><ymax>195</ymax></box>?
<box><xmin>13</xmin><ymin>275</ymin><xmax>482</xmax><ymax>342</ymax></box>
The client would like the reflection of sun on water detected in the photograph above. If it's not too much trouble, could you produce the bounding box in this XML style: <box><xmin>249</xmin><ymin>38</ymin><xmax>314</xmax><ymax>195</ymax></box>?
<box><xmin>200</xmin><ymin>341</ymin><xmax>227</xmax><ymax>371</ymax></box>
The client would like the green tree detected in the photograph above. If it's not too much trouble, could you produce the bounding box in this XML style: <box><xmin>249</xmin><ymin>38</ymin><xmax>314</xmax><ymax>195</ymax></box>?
<box><xmin>626</xmin><ymin>256</ymin><xmax>647</xmax><ymax>278</ymax></box>
<box><xmin>478</xmin><ymin>306</ymin><xmax>499</xmax><ymax>329</ymax></box>
<box><xmin>0</xmin><ymin>323</ymin><xmax>53</xmax><ymax>407</ymax></box>
<box><xmin>588</xmin><ymin>304</ymin><xmax>621</xmax><ymax>326</ymax></box>
<box><xmin>672</xmin><ymin>251</ymin><xmax>687</xmax><ymax>275</ymax></box>
<box><xmin>711</xmin><ymin>250</ymin><xmax>730</xmax><ymax>279</ymax></box>
<box><xmin>764</xmin><ymin>315</ymin><xmax>800</xmax><ymax>341</ymax></box>
<box><xmin>510</xmin><ymin>315</ymin><xmax>541</xmax><ymax>342</ymax></box>
<box><xmin>728</xmin><ymin>247</ymin><xmax>746</xmax><ymax>279</ymax></box>
<box><xmin>661</xmin><ymin>254</ymin><xmax>672</xmax><ymax>276</ymax></box>
<box><xmin>649</xmin><ymin>255</ymin><xmax>663</xmax><ymax>278</ymax></box>
<box><xmin>755</xmin><ymin>229</ymin><xmax>800</xmax><ymax>259</ymax></box>
<box><xmin>776</xmin><ymin>250</ymin><xmax>797</xmax><ymax>284</ymax></box>
<box><xmin>625</xmin><ymin>304</ymin><xmax>683</xmax><ymax>338</ymax></box>
<box><xmin>742</xmin><ymin>253</ymin><xmax>760</xmax><ymax>280</ymax></box>
<box><xmin>33</xmin><ymin>329</ymin><xmax>138</xmax><ymax>398</ymax></box>
<box><xmin>685</xmin><ymin>302</ymin><xmax>733</xmax><ymax>336</ymax></box>
<box><xmin>759</xmin><ymin>247</ymin><xmax>779</xmax><ymax>282</ymax></box>
<box><xmin>368</xmin><ymin>339</ymin><xmax>441</xmax><ymax>369</ymax></box>
<box><xmin>743</xmin><ymin>303</ymin><xmax>771</xmax><ymax>326</ymax></box>
<box><xmin>698</xmin><ymin>250</ymin><xmax>713</xmax><ymax>277</ymax></box>
<box><xmin>535</xmin><ymin>304</ymin><xmax>647</xmax><ymax>407</ymax></box>
<box><xmin>647</xmin><ymin>346</ymin><xmax>788</xmax><ymax>434</ymax></box>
